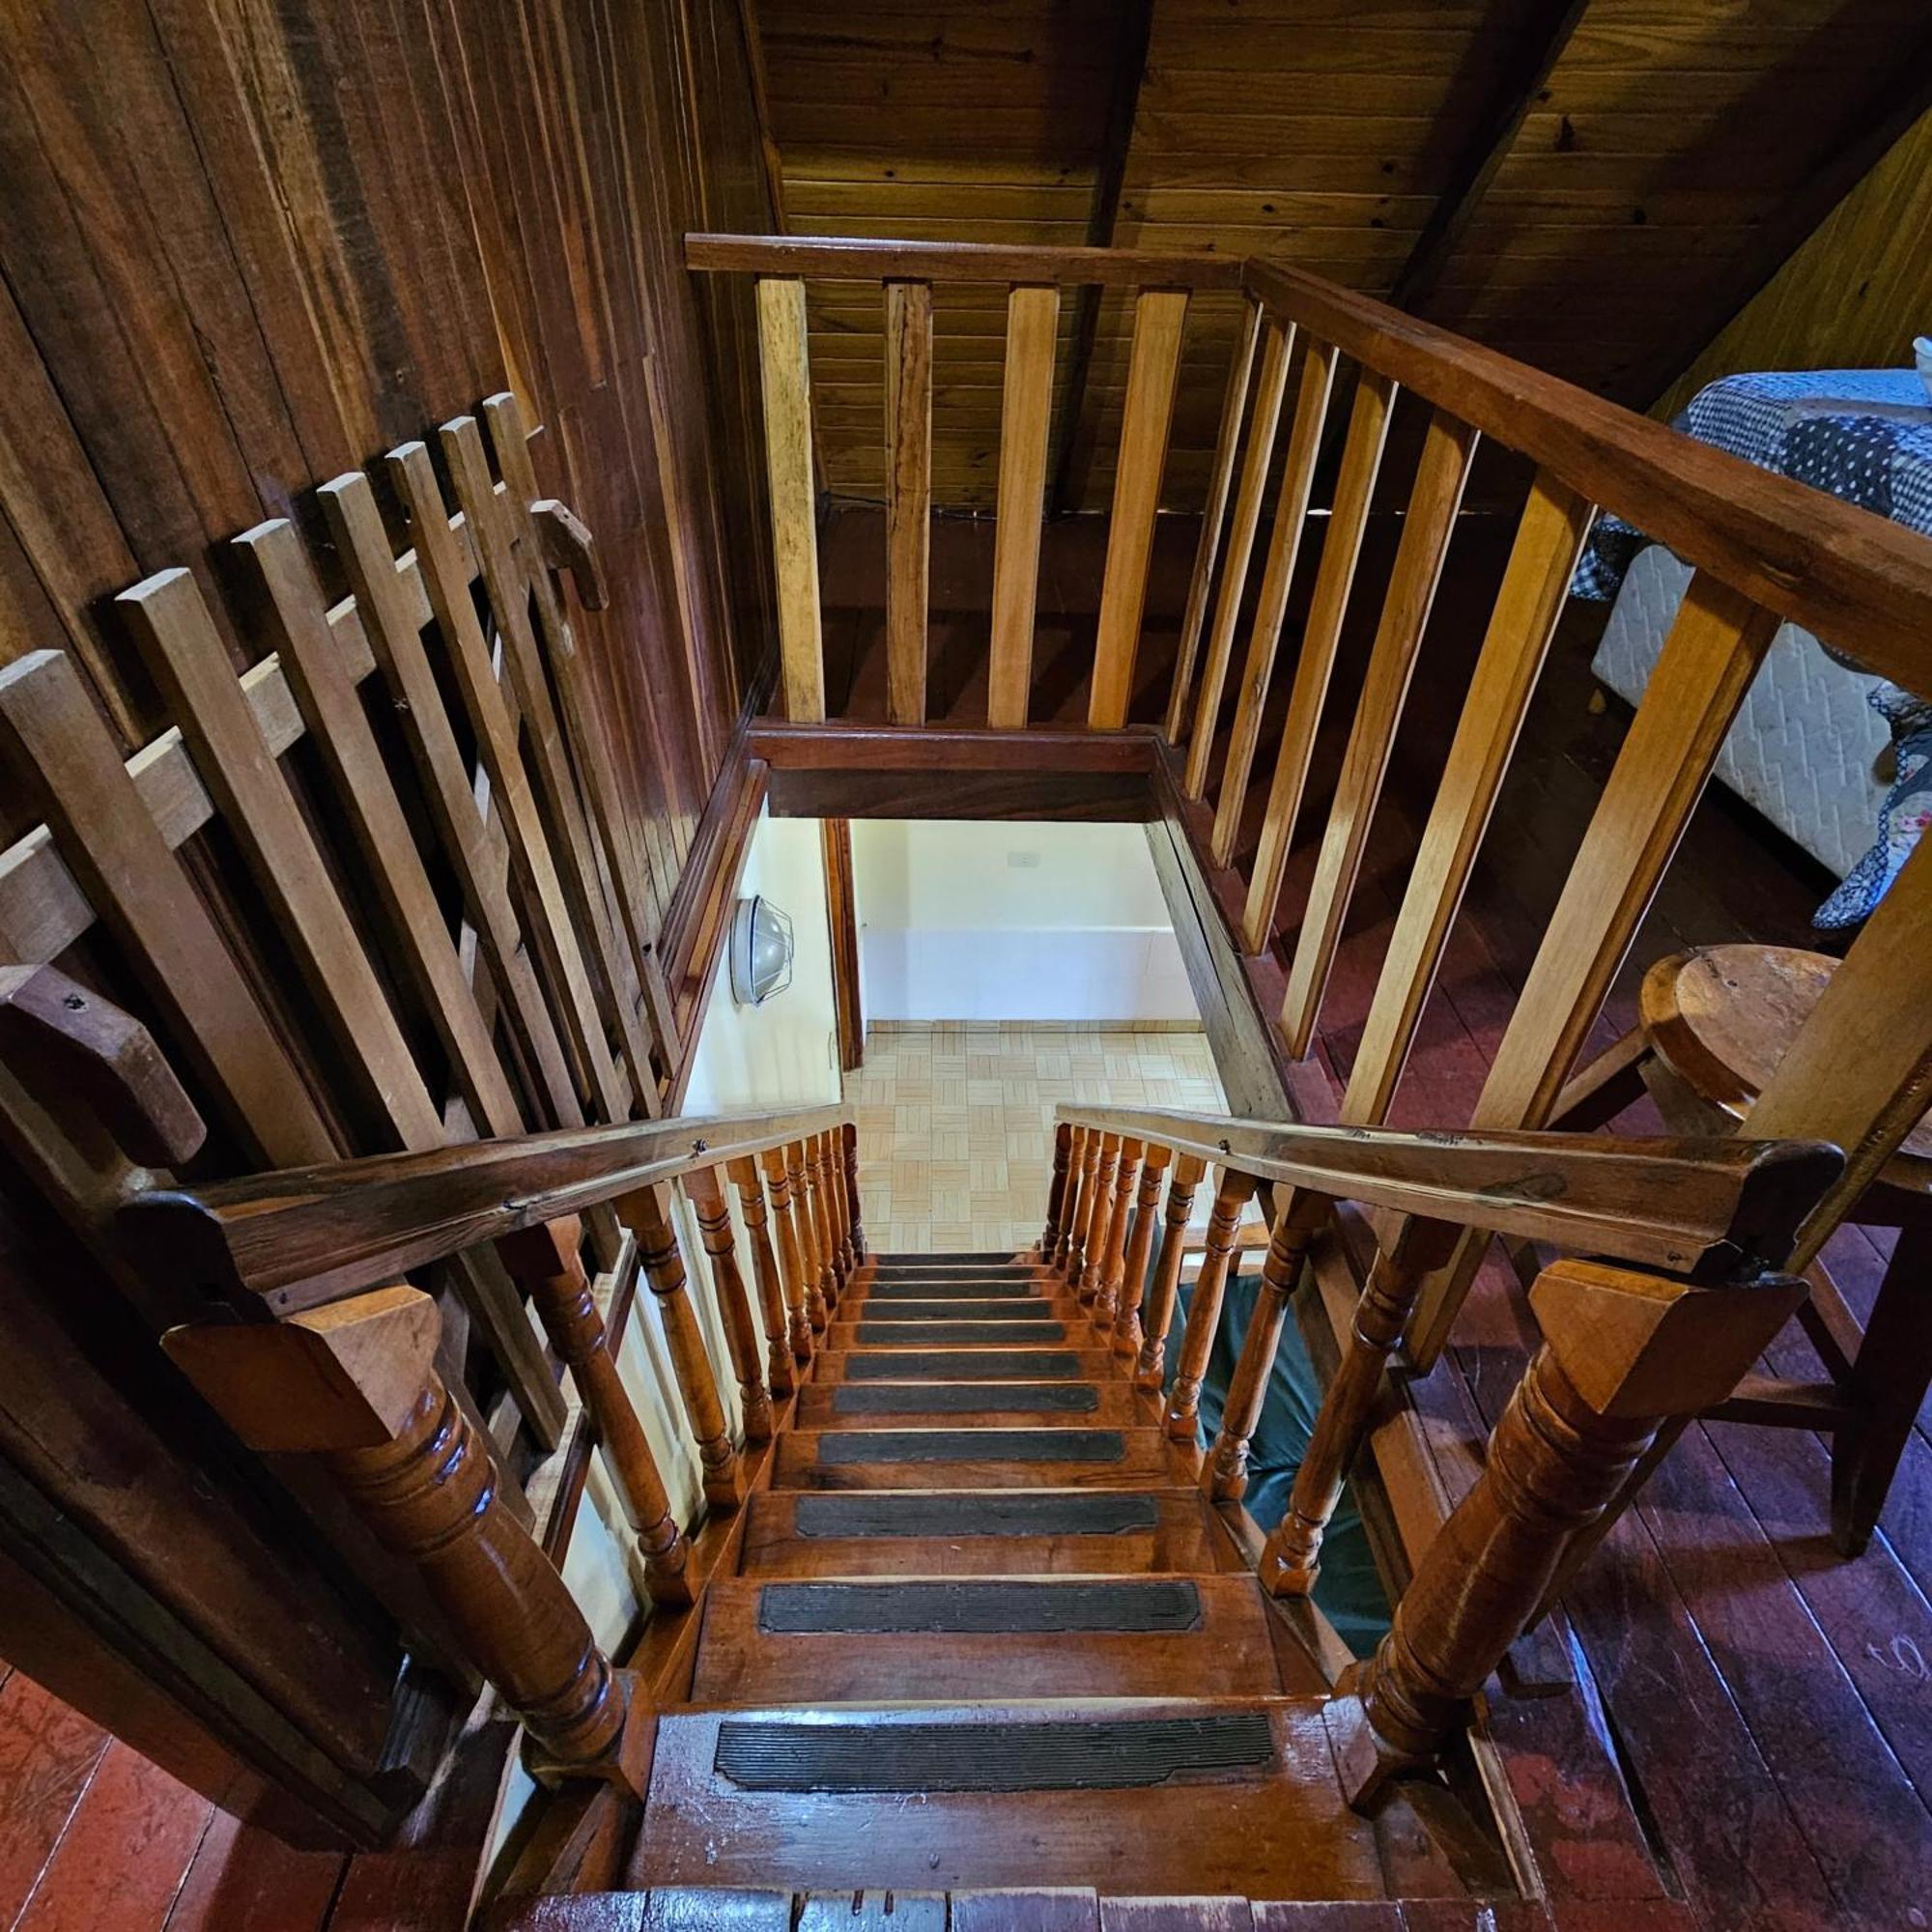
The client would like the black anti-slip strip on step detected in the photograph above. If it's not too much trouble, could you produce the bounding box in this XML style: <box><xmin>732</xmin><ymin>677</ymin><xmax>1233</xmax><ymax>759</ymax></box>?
<box><xmin>831</xmin><ymin>1382</ymin><xmax>1100</xmax><ymax>1416</ymax></box>
<box><xmin>713</xmin><ymin>1714</ymin><xmax>1274</xmax><ymax>1792</ymax></box>
<box><xmin>864</xmin><ymin>1278</ymin><xmax>1041</xmax><ymax>1299</ymax></box>
<box><xmin>815</xmin><ymin>1429</ymin><xmax>1126</xmax><ymax>1464</ymax></box>
<box><xmin>843</xmin><ymin>1350</ymin><xmax>1081</xmax><ymax>1380</ymax></box>
<box><xmin>791</xmin><ymin>1492</ymin><xmax>1161</xmax><ymax>1539</ymax></box>
<box><xmin>855</xmin><ymin>1299</ymin><xmax>1057</xmax><ymax>1321</ymax></box>
<box><xmin>856</xmin><ymin>1321</ymin><xmax>1068</xmax><ymax>1345</ymax></box>
<box><xmin>756</xmin><ymin>1578</ymin><xmax>1204</xmax><ymax>1635</ymax></box>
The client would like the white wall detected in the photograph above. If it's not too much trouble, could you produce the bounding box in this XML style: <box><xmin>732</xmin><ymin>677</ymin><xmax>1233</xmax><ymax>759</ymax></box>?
<box><xmin>850</xmin><ymin>820</ymin><xmax>1197</xmax><ymax>1024</ymax></box>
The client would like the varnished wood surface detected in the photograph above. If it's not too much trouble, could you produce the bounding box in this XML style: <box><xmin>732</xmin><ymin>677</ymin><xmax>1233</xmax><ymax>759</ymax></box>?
<box><xmin>688</xmin><ymin>235</ymin><xmax>1243</xmax><ymax>289</ymax></box>
<box><xmin>772</xmin><ymin>1427</ymin><xmax>1191</xmax><ymax>1492</ymax></box>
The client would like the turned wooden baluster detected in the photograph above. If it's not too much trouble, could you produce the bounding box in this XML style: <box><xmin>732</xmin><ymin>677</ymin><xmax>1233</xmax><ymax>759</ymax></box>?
<box><xmin>1077</xmin><ymin>1132</ymin><xmax>1122</xmax><ymax>1306</ymax></box>
<box><xmin>1040</xmin><ymin>1121</ymin><xmax>1073</xmax><ymax>1259</ymax></box>
<box><xmin>1332</xmin><ymin>1257</ymin><xmax>1806</xmax><ymax>1808</ymax></box>
<box><xmin>785</xmin><ymin>1139</ymin><xmax>831</xmax><ymax>1330</ymax></box>
<box><xmin>1262</xmin><ymin>1213</ymin><xmax>1461</xmax><ymax>1595</ymax></box>
<box><xmin>1113</xmin><ymin>1142</ymin><xmax>1172</xmax><ymax>1359</ymax></box>
<box><xmin>817</xmin><ymin>1130</ymin><xmax>853</xmax><ymax>1285</ymax></box>
<box><xmin>840</xmin><ymin>1122</ymin><xmax>867</xmax><ymax>1263</ymax></box>
<box><xmin>1093</xmin><ymin>1136</ymin><xmax>1143</xmax><ymax>1333</ymax></box>
<box><xmin>620</xmin><ymin>1184</ymin><xmax>743</xmax><ymax>1510</ymax></box>
<box><xmin>165</xmin><ymin>1286</ymin><xmax>646</xmax><ymax>1794</ymax></box>
<box><xmin>683</xmin><ymin>1168</ymin><xmax>776</xmax><ymax>1445</ymax></box>
<box><xmin>1053</xmin><ymin>1124</ymin><xmax>1089</xmax><ymax>1276</ymax></box>
<box><xmin>496</xmin><ymin>1218</ymin><xmax>693</xmax><ymax>1605</ymax></box>
<box><xmin>728</xmin><ymin>1154</ymin><xmax>796</xmax><ymax>1397</ymax></box>
<box><xmin>1204</xmin><ymin>1190</ymin><xmax>1331</xmax><ymax>1502</ymax></box>
<box><xmin>758</xmin><ymin>1144</ymin><xmax>815</xmax><ymax>1365</ymax></box>
<box><xmin>1164</xmin><ymin>1168</ymin><xmax>1259</xmax><ymax>1441</ymax></box>
<box><xmin>1068</xmin><ymin>1125</ymin><xmax>1104</xmax><ymax>1285</ymax></box>
<box><xmin>1136</xmin><ymin>1151</ymin><xmax>1206</xmax><ymax>1391</ymax></box>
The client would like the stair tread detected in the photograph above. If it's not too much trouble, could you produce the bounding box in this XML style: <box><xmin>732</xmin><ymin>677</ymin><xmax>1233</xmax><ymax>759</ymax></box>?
<box><xmin>815</xmin><ymin>1349</ymin><xmax>1120</xmax><ymax>1382</ymax></box>
<box><xmin>796</xmin><ymin>1380</ymin><xmax>1151</xmax><ymax>1426</ymax></box>
<box><xmin>841</xmin><ymin>1319</ymin><xmax>1080</xmax><ymax>1344</ymax></box>
<box><xmin>773</xmin><ymin>1426</ymin><xmax>1190</xmax><ymax>1490</ymax></box>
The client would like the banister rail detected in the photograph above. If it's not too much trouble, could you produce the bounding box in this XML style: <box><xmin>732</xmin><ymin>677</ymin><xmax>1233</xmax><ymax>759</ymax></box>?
<box><xmin>121</xmin><ymin>1102</ymin><xmax>855</xmax><ymax>1314</ymax></box>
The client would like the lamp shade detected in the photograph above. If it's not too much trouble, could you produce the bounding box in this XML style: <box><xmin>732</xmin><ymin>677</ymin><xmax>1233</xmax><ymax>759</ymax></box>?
<box><xmin>728</xmin><ymin>895</ymin><xmax>794</xmax><ymax>1006</ymax></box>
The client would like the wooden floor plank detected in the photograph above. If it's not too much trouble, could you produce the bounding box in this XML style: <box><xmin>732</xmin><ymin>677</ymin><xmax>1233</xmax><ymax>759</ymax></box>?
<box><xmin>0</xmin><ymin>1671</ymin><xmax>108</xmax><ymax>1927</ymax></box>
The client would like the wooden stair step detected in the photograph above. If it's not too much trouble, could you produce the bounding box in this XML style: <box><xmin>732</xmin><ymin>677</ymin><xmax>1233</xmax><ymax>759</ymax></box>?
<box><xmin>815</xmin><ymin>1349</ymin><xmax>1119</xmax><ymax>1382</ymax></box>
<box><xmin>795</xmin><ymin>1380</ymin><xmax>1151</xmax><ymax>1426</ymax></box>
<box><xmin>691</xmin><ymin>1575</ymin><xmax>1324</xmax><ymax>1700</ymax></box>
<box><xmin>870</xmin><ymin>1252</ymin><xmax>1028</xmax><ymax>1266</ymax></box>
<box><xmin>840</xmin><ymin>1295</ymin><xmax>1065</xmax><ymax>1319</ymax></box>
<box><xmin>838</xmin><ymin>1318</ymin><xmax>1078</xmax><ymax>1345</ymax></box>
<box><xmin>738</xmin><ymin>1488</ymin><xmax>1248</xmax><ymax>1576</ymax></box>
<box><xmin>625</xmin><ymin>1698</ymin><xmax>1392</xmax><ymax>1898</ymax></box>
<box><xmin>849</xmin><ymin>1278</ymin><xmax>1052</xmax><ymax>1301</ymax></box>
<box><xmin>773</xmin><ymin>1426</ymin><xmax>1186</xmax><ymax>1489</ymax></box>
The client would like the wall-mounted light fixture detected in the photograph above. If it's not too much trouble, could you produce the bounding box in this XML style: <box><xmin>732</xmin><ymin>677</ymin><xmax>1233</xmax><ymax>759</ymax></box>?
<box><xmin>728</xmin><ymin>895</ymin><xmax>794</xmax><ymax>1007</ymax></box>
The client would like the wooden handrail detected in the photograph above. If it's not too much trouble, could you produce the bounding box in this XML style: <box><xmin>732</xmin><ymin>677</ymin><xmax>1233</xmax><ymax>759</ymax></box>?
<box><xmin>1054</xmin><ymin>1105</ymin><xmax>1838</xmax><ymax>1279</ymax></box>
<box><xmin>684</xmin><ymin>233</ymin><xmax>1243</xmax><ymax>290</ymax></box>
<box><xmin>121</xmin><ymin>1103</ymin><xmax>855</xmax><ymax>1315</ymax></box>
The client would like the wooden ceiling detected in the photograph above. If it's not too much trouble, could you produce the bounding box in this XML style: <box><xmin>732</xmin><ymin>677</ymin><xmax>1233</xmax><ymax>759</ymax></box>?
<box><xmin>751</xmin><ymin>0</ymin><xmax>1932</xmax><ymax>509</ymax></box>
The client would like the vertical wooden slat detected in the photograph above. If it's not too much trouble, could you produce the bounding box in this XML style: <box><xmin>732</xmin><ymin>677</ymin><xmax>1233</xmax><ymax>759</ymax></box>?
<box><xmin>1183</xmin><ymin>320</ymin><xmax>1294</xmax><ymax>797</ymax></box>
<box><xmin>1163</xmin><ymin>1168</ymin><xmax>1257</xmax><ymax>1441</ymax></box>
<box><xmin>727</xmin><ymin>1153</ymin><xmax>797</xmax><ymax>1398</ymax></box>
<box><xmin>884</xmin><ymin>281</ymin><xmax>932</xmax><ymax>726</ymax></box>
<box><xmin>1208</xmin><ymin>339</ymin><xmax>1340</xmax><ymax>865</ymax></box>
<box><xmin>1239</xmin><ymin>373</ymin><xmax>1398</xmax><ymax>953</ymax></box>
<box><xmin>755</xmin><ymin>275</ymin><xmax>824</xmax><ymax>723</ymax></box>
<box><xmin>685</xmin><ymin>1166</ymin><xmax>776</xmax><ymax>1446</ymax></box>
<box><xmin>986</xmin><ymin>283</ymin><xmax>1061</xmax><ymax>729</ymax></box>
<box><xmin>1404</xmin><ymin>572</ymin><xmax>1782</xmax><ymax>1368</ymax></box>
<box><xmin>758</xmin><ymin>1143</ymin><xmax>814</xmax><ymax>1367</ymax></box>
<box><xmin>1166</xmin><ymin>298</ymin><xmax>1262</xmax><ymax>743</ymax></box>
<box><xmin>1280</xmin><ymin>411</ymin><xmax>1480</xmax><ymax>1056</ymax></box>
<box><xmin>1341</xmin><ymin>475</ymin><xmax>1595</xmax><ymax>1127</ymax></box>
<box><xmin>1088</xmin><ymin>289</ymin><xmax>1190</xmax><ymax>728</ymax></box>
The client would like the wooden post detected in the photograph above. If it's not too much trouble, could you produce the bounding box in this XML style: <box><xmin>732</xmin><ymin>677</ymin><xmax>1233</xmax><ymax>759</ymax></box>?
<box><xmin>817</xmin><ymin>1131</ymin><xmax>853</xmax><ymax>1282</ymax></box>
<box><xmin>987</xmin><ymin>284</ymin><xmax>1061</xmax><ymax>728</ymax></box>
<box><xmin>1041</xmin><ymin>1121</ymin><xmax>1073</xmax><ymax>1259</ymax></box>
<box><xmin>495</xmin><ymin>1220</ymin><xmax>693</xmax><ymax>1605</ymax></box>
<box><xmin>804</xmin><ymin>1135</ymin><xmax>841</xmax><ymax>1316</ymax></box>
<box><xmin>164</xmin><ymin>1287</ymin><xmax>645</xmax><ymax>1795</ymax></box>
<box><xmin>1332</xmin><ymin>1257</ymin><xmax>1806</xmax><ymax>1807</ymax></box>
<box><xmin>1204</xmin><ymin>1192</ymin><xmax>1329</xmax><ymax>1502</ymax></box>
<box><xmin>841</xmin><ymin>1121</ymin><xmax>867</xmax><ymax>1263</ymax></box>
<box><xmin>1077</xmin><ymin>1133</ymin><xmax>1122</xmax><ymax>1307</ymax></box>
<box><xmin>1113</xmin><ymin>1143</ymin><xmax>1171</xmax><ymax>1360</ymax></box>
<box><xmin>683</xmin><ymin>1169</ymin><xmax>776</xmax><ymax>1445</ymax></box>
<box><xmin>1164</xmin><ymin>1169</ymin><xmax>1258</xmax><ymax>1441</ymax></box>
<box><xmin>1053</xmin><ymin>1125</ymin><xmax>1088</xmax><ymax>1276</ymax></box>
<box><xmin>726</xmin><ymin>1155</ymin><xmax>795</xmax><ymax>1398</ymax></box>
<box><xmin>1066</xmin><ymin>1127</ymin><xmax>1104</xmax><ymax>1287</ymax></box>
<box><xmin>786</xmin><ymin>1140</ymin><xmax>830</xmax><ymax>1331</ymax></box>
<box><xmin>1262</xmin><ymin>1215</ymin><xmax>1461</xmax><ymax>1595</ymax></box>
<box><xmin>758</xmin><ymin>1144</ymin><xmax>815</xmax><ymax>1367</ymax></box>
<box><xmin>754</xmin><ymin>276</ymin><xmax>825</xmax><ymax>723</ymax></box>
<box><xmin>620</xmin><ymin>1185</ymin><xmax>743</xmax><ymax>1511</ymax></box>
<box><xmin>884</xmin><ymin>280</ymin><xmax>933</xmax><ymax>726</ymax></box>
<box><xmin>1136</xmin><ymin>1152</ymin><xmax>1205</xmax><ymax>1391</ymax></box>
<box><xmin>1094</xmin><ymin>1137</ymin><xmax>1144</xmax><ymax>1333</ymax></box>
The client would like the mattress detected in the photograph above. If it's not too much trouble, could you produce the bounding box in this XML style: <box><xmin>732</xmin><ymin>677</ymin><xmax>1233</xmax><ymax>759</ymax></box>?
<box><xmin>1591</xmin><ymin>543</ymin><xmax>1889</xmax><ymax>880</ymax></box>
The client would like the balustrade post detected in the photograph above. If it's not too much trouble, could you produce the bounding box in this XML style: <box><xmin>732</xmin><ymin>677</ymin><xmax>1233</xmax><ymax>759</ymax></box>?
<box><xmin>758</xmin><ymin>1144</ymin><xmax>815</xmax><ymax>1366</ymax></box>
<box><xmin>683</xmin><ymin>1168</ymin><xmax>776</xmax><ymax>1445</ymax></box>
<box><xmin>1261</xmin><ymin>1215</ymin><xmax>1460</xmax><ymax>1595</ymax></box>
<box><xmin>1053</xmin><ymin>1125</ymin><xmax>1089</xmax><ymax>1276</ymax></box>
<box><xmin>495</xmin><ymin>1219</ymin><xmax>693</xmax><ymax>1605</ymax></box>
<box><xmin>1077</xmin><ymin>1132</ymin><xmax>1122</xmax><ymax>1307</ymax></box>
<box><xmin>1113</xmin><ymin>1143</ymin><xmax>1171</xmax><ymax>1359</ymax></box>
<box><xmin>1204</xmin><ymin>1190</ymin><xmax>1330</xmax><ymax>1501</ymax></box>
<box><xmin>841</xmin><ymin>1122</ymin><xmax>867</xmax><ymax>1262</ymax></box>
<box><xmin>788</xmin><ymin>1139</ymin><xmax>831</xmax><ymax>1329</ymax></box>
<box><xmin>619</xmin><ymin>1184</ymin><xmax>744</xmax><ymax>1511</ymax></box>
<box><xmin>1164</xmin><ymin>1169</ymin><xmax>1258</xmax><ymax>1442</ymax></box>
<box><xmin>1094</xmin><ymin>1136</ymin><xmax>1143</xmax><ymax>1333</ymax></box>
<box><xmin>728</xmin><ymin>1154</ymin><xmax>796</xmax><ymax>1397</ymax></box>
<box><xmin>816</xmin><ymin>1130</ymin><xmax>853</xmax><ymax>1285</ymax></box>
<box><xmin>164</xmin><ymin>1286</ymin><xmax>649</xmax><ymax>1797</ymax></box>
<box><xmin>1331</xmin><ymin>1257</ymin><xmax>1806</xmax><ymax>1808</ymax></box>
<box><xmin>1040</xmin><ymin>1121</ymin><xmax>1072</xmax><ymax>1259</ymax></box>
<box><xmin>1067</xmin><ymin>1126</ymin><xmax>1103</xmax><ymax>1285</ymax></box>
<box><xmin>1135</xmin><ymin>1152</ymin><xmax>1205</xmax><ymax>1391</ymax></box>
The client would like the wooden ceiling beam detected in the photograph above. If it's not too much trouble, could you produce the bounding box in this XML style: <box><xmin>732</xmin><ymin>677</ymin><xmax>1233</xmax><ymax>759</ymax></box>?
<box><xmin>1048</xmin><ymin>0</ymin><xmax>1155</xmax><ymax>516</ymax></box>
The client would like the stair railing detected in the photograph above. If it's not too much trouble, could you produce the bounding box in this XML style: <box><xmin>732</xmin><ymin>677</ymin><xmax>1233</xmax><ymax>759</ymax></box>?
<box><xmin>1045</xmin><ymin>1104</ymin><xmax>1837</xmax><ymax>1801</ymax></box>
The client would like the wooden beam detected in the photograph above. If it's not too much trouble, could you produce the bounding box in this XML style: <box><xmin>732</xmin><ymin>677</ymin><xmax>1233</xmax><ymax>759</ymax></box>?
<box><xmin>685</xmin><ymin>234</ymin><xmax>1240</xmax><ymax>290</ymax></box>
<box><xmin>1047</xmin><ymin>0</ymin><xmax>1156</xmax><ymax>516</ymax></box>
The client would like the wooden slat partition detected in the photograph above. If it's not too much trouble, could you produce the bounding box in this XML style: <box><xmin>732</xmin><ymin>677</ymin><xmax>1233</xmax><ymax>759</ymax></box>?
<box><xmin>1339</xmin><ymin>475</ymin><xmax>1595</xmax><ymax>1127</ymax></box>
<box><xmin>1089</xmin><ymin>289</ymin><xmax>1190</xmax><ymax>728</ymax></box>
<box><xmin>1166</xmin><ymin>299</ymin><xmax>1263</xmax><ymax>745</ymax></box>
<box><xmin>754</xmin><ymin>276</ymin><xmax>825</xmax><ymax>723</ymax></box>
<box><xmin>1183</xmin><ymin>320</ymin><xmax>1294</xmax><ymax>798</ymax></box>
<box><xmin>1208</xmin><ymin>338</ymin><xmax>1340</xmax><ymax>866</ymax></box>
<box><xmin>884</xmin><ymin>281</ymin><xmax>933</xmax><ymax>726</ymax></box>
<box><xmin>986</xmin><ymin>284</ymin><xmax>1061</xmax><ymax>729</ymax></box>
<box><xmin>1279</xmin><ymin>412</ymin><xmax>1480</xmax><ymax>1055</ymax></box>
<box><xmin>1239</xmin><ymin>372</ymin><xmax>1397</xmax><ymax>952</ymax></box>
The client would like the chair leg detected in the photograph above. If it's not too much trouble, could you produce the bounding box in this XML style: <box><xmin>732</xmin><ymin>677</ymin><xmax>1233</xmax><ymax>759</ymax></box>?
<box><xmin>1831</xmin><ymin>1218</ymin><xmax>1932</xmax><ymax>1557</ymax></box>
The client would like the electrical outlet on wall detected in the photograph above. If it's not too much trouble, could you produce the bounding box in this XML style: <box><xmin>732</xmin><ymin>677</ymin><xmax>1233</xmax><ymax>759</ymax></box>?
<box><xmin>1007</xmin><ymin>849</ymin><xmax>1040</xmax><ymax>868</ymax></box>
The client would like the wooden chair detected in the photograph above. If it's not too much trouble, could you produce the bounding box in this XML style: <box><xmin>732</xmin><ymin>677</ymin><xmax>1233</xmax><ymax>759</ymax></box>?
<box><xmin>1557</xmin><ymin>942</ymin><xmax>1932</xmax><ymax>1556</ymax></box>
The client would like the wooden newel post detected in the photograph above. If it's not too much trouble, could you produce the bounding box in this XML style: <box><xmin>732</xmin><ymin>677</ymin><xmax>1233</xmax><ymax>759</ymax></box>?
<box><xmin>841</xmin><ymin>1122</ymin><xmax>867</xmax><ymax>1263</ymax></box>
<box><xmin>1262</xmin><ymin>1213</ymin><xmax>1459</xmax><ymax>1595</ymax></box>
<box><xmin>787</xmin><ymin>1140</ymin><xmax>831</xmax><ymax>1330</ymax></box>
<box><xmin>1077</xmin><ymin>1132</ymin><xmax>1122</xmax><ymax>1306</ymax></box>
<box><xmin>1053</xmin><ymin>1125</ymin><xmax>1088</xmax><ymax>1276</ymax></box>
<box><xmin>1094</xmin><ymin>1136</ymin><xmax>1143</xmax><ymax>1333</ymax></box>
<box><xmin>1136</xmin><ymin>1151</ymin><xmax>1205</xmax><ymax>1392</ymax></box>
<box><xmin>495</xmin><ymin>1219</ymin><xmax>693</xmax><ymax>1606</ymax></box>
<box><xmin>759</xmin><ymin>1144</ymin><xmax>815</xmax><ymax>1366</ymax></box>
<box><xmin>1113</xmin><ymin>1143</ymin><xmax>1172</xmax><ymax>1360</ymax></box>
<box><xmin>1331</xmin><ymin>1257</ymin><xmax>1806</xmax><ymax>1809</ymax></box>
<box><xmin>729</xmin><ymin>1154</ymin><xmax>797</xmax><ymax>1396</ymax></box>
<box><xmin>1164</xmin><ymin>1168</ymin><xmax>1258</xmax><ymax>1441</ymax></box>
<box><xmin>1041</xmin><ymin>1121</ymin><xmax>1073</xmax><ymax>1258</ymax></box>
<box><xmin>683</xmin><ymin>1168</ymin><xmax>776</xmax><ymax>1444</ymax></box>
<box><xmin>164</xmin><ymin>1287</ymin><xmax>649</xmax><ymax>1797</ymax></box>
<box><xmin>620</xmin><ymin>1183</ymin><xmax>744</xmax><ymax>1511</ymax></box>
<box><xmin>1205</xmin><ymin>1188</ymin><xmax>1329</xmax><ymax>1501</ymax></box>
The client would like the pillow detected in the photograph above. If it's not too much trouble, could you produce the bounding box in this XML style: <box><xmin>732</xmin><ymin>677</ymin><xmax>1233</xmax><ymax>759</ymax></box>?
<box><xmin>1918</xmin><ymin>335</ymin><xmax>1932</xmax><ymax>404</ymax></box>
